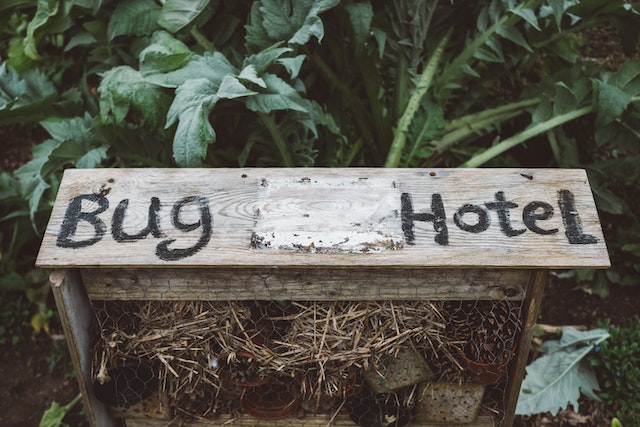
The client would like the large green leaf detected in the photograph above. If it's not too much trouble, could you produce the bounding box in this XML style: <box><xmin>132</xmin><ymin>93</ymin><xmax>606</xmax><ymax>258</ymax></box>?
<box><xmin>516</xmin><ymin>328</ymin><xmax>609</xmax><ymax>416</ymax></box>
<box><xmin>157</xmin><ymin>0</ymin><xmax>210</xmax><ymax>33</ymax></box>
<box><xmin>98</xmin><ymin>66</ymin><xmax>171</xmax><ymax>130</ymax></box>
<box><xmin>345</xmin><ymin>1</ymin><xmax>373</xmax><ymax>53</ymax></box>
<box><xmin>245</xmin><ymin>73</ymin><xmax>307</xmax><ymax>113</ymax></box>
<box><xmin>107</xmin><ymin>0</ymin><xmax>160</xmax><ymax>40</ymax></box>
<box><xmin>592</xmin><ymin>79</ymin><xmax>633</xmax><ymax>128</ymax></box>
<box><xmin>166</xmin><ymin>79</ymin><xmax>219</xmax><ymax>167</ymax></box>
<box><xmin>0</xmin><ymin>63</ymin><xmax>56</xmax><ymax>125</ymax></box>
<box><xmin>245</xmin><ymin>0</ymin><xmax>340</xmax><ymax>52</ymax></box>
<box><xmin>13</xmin><ymin>115</ymin><xmax>109</xmax><ymax>222</ymax></box>
<box><xmin>140</xmin><ymin>33</ymin><xmax>235</xmax><ymax>88</ymax></box>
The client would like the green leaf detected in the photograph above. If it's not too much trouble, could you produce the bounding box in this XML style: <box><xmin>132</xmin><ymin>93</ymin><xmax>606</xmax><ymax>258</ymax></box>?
<box><xmin>107</xmin><ymin>0</ymin><xmax>160</xmax><ymax>41</ymax></box>
<box><xmin>345</xmin><ymin>1</ymin><xmax>373</xmax><ymax>53</ymax></box>
<box><xmin>510</xmin><ymin>7</ymin><xmax>540</xmax><ymax>31</ymax></box>
<box><xmin>139</xmin><ymin>31</ymin><xmax>195</xmax><ymax>87</ymax></box>
<box><xmin>243</xmin><ymin>45</ymin><xmax>292</xmax><ymax>74</ymax></box>
<box><xmin>245</xmin><ymin>0</ymin><xmax>340</xmax><ymax>51</ymax></box>
<box><xmin>404</xmin><ymin>97</ymin><xmax>445</xmax><ymax>166</ymax></box>
<box><xmin>496</xmin><ymin>25</ymin><xmax>532</xmax><ymax>52</ymax></box>
<box><xmin>245</xmin><ymin>73</ymin><xmax>307</xmax><ymax>113</ymax></box>
<box><xmin>276</xmin><ymin>55</ymin><xmax>306</xmax><ymax>79</ymax></box>
<box><xmin>24</xmin><ymin>0</ymin><xmax>60</xmax><ymax>59</ymax></box>
<box><xmin>39</xmin><ymin>116</ymin><xmax>90</xmax><ymax>143</ymax></box>
<box><xmin>592</xmin><ymin>80</ymin><xmax>633</xmax><ymax>128</ymax></box>
<box><xmin>217</xmin><ymin>75</ymin><xmax>258</xmax><ymax>99</ymax></box>
<box><xmin>548</xmin><ymin>0</ymin><xmax>570</xmax><ymax>28</ymax></box>
<box><xmin>167</xmin><ymin>79</ymin><xmax>219</xmax><ymax>167</ymax></box>
<box><xmin>516</xmin><ymin>328</ymin><xmax>609</xmax><ymax>416</ymax></box>
<box><xmin>13</xmin><ymin>139</ymin><xmax>59</xmax><ymax>222</ymax></box>
<box><xmin>237</xmin><ymin>65</ymin><xmax>267</xmax><ymax>88</ymax></box>
<box><xmin>13</xmin><ymin>116</ymin><xmax>109</xmax><ymax>223</ymax></box>
<box><xmin>609</xmin><ymin>59</ymin><xmax>640</xmax><ymax>94</ymax></box>
<box><xmin>76</xmin><ymin>146</ymin><xmax>108</xmax><ymax>168</ymax></box>
<box><xmin>0</xmin><ymin>62</ymin><xmax>56</xmax><ymax>125</ymax></box>
<box><xmin>157</xmin><ymin>0</ymin><xmax>210</xmax><ymax>33</ymax></box>
<box><xmin>98</xmin><ymin>66</ymin><xmax>171</xmax><ymax>130</ymax></box>
<box><xmin>64</xmin><ymin>31</ymin><xmax>97</xmax><ymax>51</ymax></box>
<box><xmin>141</xmin><ymin>36</ymin><xmax>235</xmax><ymax>88</ymax></box>
<box><xmin>39</xmin><ymin>393</ymin><xmax>82</xmax><ymax>427</ymax></box>
<box><xmin>69</xmin><ymin>0</ymin><xmax>102</xmax><ymax>14</ymax></box>
<box><xmin>589</xmin><ymin>173</ymin><xmax>626</xmax><ymax>215</ymax></box>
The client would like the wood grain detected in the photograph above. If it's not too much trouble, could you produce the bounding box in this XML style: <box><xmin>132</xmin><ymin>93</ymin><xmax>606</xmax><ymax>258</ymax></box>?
<box><xmin>121</xmin><ymin>412</ymin><xmax>497</xmax><ymax>427</ymax></box>
<box><xmin>49</xmin><ymin>270</ymin><xmax>120</xmax><ymax>427</ymax></box>
<box><xmin>37</xmin><ymin>168</ymin><xmax>610</xmax><ymax>269</ymax></box>
<box><xmin>82</xmin><ymin>267</ymin><xmax>528</xmax><ymax>301</ymax></box>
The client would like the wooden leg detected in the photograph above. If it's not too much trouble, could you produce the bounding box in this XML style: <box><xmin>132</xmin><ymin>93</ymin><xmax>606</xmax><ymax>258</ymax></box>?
<box><xmin>503</xmin><ymin>270</ymin><xmax>548</xmax><ymax>427</ymax></box>
<box><xmin>50</xmin><ymin>269</ymin><xmax>122</xmax><ymax>427</ymax></box>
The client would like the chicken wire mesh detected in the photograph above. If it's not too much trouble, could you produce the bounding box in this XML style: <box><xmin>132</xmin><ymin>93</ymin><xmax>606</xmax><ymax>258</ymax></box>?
<box><xmin>89</xmin><ymin>290</ymin><xmax>524</xmax><ymax>426</ymax></box>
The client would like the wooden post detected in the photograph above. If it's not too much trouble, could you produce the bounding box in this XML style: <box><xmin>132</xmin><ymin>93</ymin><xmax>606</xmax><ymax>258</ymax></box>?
<box><xmin>49</xmin><ymin>269</ymin><xmax>122</xmax><ymax>427</ymax></box>
<box><xmin>37</xmin><ymin>168</ymin><xmax>610</xmax><ymax>427</ymax></box>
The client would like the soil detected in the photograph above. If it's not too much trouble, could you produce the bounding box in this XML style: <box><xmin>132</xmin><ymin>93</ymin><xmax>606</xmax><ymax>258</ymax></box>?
<box><xmin>0</xmin><ymin>334</ymin><xmax>86</xmax><ymax>427</ymax></box>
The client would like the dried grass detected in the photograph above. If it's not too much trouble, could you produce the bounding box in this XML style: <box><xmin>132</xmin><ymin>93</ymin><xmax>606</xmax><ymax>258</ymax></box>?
<box><xmin>92</xmin><ymin>299</ymin><xmax>455</xmax><ymax>419</ymax></box>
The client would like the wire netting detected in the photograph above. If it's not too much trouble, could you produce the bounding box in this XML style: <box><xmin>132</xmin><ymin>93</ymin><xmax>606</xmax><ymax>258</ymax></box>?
<box><xmin>90</xmin><ymin>288</ymin><xmax>524</xmax><ymax>426</ymax></box>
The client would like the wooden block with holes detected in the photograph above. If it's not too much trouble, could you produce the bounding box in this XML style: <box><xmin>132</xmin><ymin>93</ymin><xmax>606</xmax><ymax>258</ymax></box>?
<box><xmin>37</xmin><ymin>168</ymin><xmax>610</xmax><ymax>427</ymax></box>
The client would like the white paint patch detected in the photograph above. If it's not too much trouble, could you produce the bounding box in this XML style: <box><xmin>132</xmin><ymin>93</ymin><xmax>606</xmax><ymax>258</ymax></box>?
<box><xmin>252</xmin><ymin>177</ymin><xmax>404</xmax><ymax>253</ymax></box>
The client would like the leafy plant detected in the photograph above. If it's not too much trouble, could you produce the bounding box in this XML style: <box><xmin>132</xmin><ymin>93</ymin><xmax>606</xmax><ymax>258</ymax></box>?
<box><xmin>516</xmin><ymin>327</ymin><xmax>609</xmax><ymax>416</ymax></box>
<box><xmin>39</xmin><ymin>393</ymin><xmax>82</xmax><ymax>427</ymax></box>
<box><xmin>590</xmin><ymin>317</ymin><xmax>640</xmax><ymax>426</ymax></box>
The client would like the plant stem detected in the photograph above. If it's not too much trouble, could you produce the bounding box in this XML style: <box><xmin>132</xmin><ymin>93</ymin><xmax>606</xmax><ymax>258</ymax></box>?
<box><xmin>461</xmin><ymin>105</ymin><xmax>593</xmax><ymax>168</ymax></box>
<box><xmin>394</xmin><ymin>54</ymin><xmax>409</xmax><ymax>123</ymax></box>
<box><xmin>190</xmin><ymin>27</ymin><xmax>216</xmax><ymax>53</ymax></box>
<box><xmin>461</xmin><ymin>94</ymin><xmax>640</xmax><ymax>167</ymax></box>
<box><xmin>546</xmin><ymin>129</ymin><xmax>562</xmax><ymax>164</ymax></box>
<box><xmin>385</xmin><ymin>29</ymin><xmax>451</xmax><ymax>168</ymax></box>
<box><xmin>433</xmin><ymin>98</ymin><xmax>540</xmax><ymax>154</ymax></box>
<box><xmin>258</xmin><ymin>113</ymin><xmax>293</xmax><ymax>167</ymax></box>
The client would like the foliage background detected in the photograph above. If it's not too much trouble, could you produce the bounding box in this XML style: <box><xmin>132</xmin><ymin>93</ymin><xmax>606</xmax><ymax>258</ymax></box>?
<box><xmin>1</xmin><ymin>0</ymin><xmax>639</xmax><ymax>425</ymax></box>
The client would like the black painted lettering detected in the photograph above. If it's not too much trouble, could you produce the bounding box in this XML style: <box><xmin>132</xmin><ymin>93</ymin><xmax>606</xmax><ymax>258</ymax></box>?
<box><xmin>558</xmin><ymin>189</ymin><xmax>598</xmax><ymax>244</ymax></box>
<box><xmin>112</xmin><ymin>197</ymin><xmax>162</xmax><ymax>241</ymax></box>
<box><xmin>56</xmin><ymin>194</ymin><xmax>109</xmax><ymax>248</ymax></box>
<box><xmin>523</xmin><ymin>201</ymin><xmax>558</xmax><ymax>235</ymax></box>
<box><xmin>156</xmin><ymin>196</ymin><xmax>212</xmax><ymax>260</ymax></box>
<box><xmin>485</xmin><ymin>191</ymin><xmax>526</xmax><ymax>237</ymax></box>
<box><xmin>454</xmin><ymin>204</ymin><xmax>490</xmax><ymax>233</ymax></box>
<box><xmin>401</xmin><ymin>193</ymin><xmax>448</xmax><ymax>246</ymax></box>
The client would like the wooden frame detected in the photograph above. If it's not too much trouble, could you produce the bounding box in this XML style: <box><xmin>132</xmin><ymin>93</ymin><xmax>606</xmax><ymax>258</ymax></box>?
<box><xmin>38</xmin><ymin>168</ymin><xmax>609</xmax><ymax>427</ymax></box>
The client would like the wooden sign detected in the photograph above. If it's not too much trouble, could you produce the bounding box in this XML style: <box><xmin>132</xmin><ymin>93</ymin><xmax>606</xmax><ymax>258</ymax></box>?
<box><xmin>36</xmin><ymin>168</ymin><xmax>610</xmax><ymax>269</ymax></box>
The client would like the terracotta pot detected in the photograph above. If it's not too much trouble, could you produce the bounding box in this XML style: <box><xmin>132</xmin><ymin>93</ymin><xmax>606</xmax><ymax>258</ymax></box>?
<box><xmin>93</xmin><ymin>359</ymin><xmax>157</xmax><ymax>407</ymax></box>
<box><xmin>456</xmin><ymin>344</ymin><xmax>516</xmax><ymax>385</ymax></box>
<box><xmin>241</xmin><ymin>379</ymin><xmax>299</xmax><ymax>420</ymax></box>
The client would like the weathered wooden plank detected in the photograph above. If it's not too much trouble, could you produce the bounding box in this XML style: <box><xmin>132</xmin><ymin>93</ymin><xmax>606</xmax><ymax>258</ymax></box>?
<box><xmin>37</xmin><ymin>168</ymin><xmax>610</xmax><ymax>269</ymax></box>
<box><xmin>121</xmin><ymin>412</ymin><xmax>496</xmax><ymax>427</ymax></box>
<box><xmin>82</xmin><ymin>267</ymin><xmax>529</xmax><ymax>301</ymax></box>
<box><xmin>503</xmin><ymin>270</ymin><xmax>548</xmax><ymax>427</ymax></box>
<box><xmin>49</xmin><ymin>270</ymin><xmax>120</xmax><ymax>427</ymax></box>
